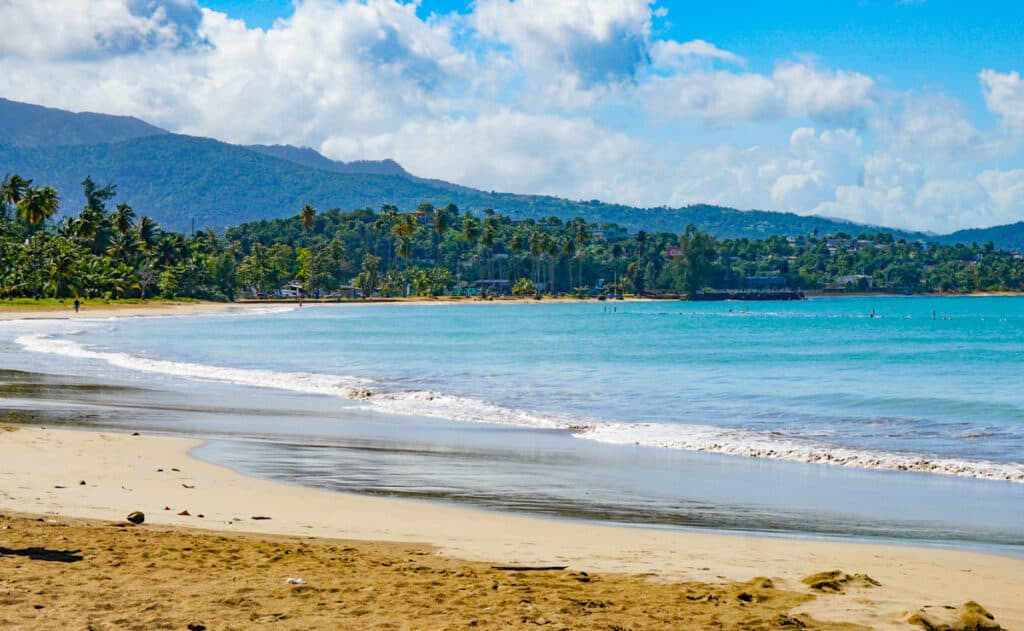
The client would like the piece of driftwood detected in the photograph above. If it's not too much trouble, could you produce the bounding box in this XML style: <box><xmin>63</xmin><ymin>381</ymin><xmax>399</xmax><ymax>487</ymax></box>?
<box><xmin>490</xmin><ymin>565</ymin><xmax>568</xmax><ymax>571</ymax></box>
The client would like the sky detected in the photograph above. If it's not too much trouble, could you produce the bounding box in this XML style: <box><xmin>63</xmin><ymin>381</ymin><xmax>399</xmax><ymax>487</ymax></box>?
<box><xmin>2</xmin><ymin>1</ymin><xmax>1023</xmax><ymax>232</ymax></box>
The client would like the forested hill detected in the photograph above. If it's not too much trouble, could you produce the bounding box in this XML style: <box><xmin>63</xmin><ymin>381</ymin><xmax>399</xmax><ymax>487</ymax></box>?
<box><xmin>937</xmin><ymin>222</ymin><xmax>1024</xmax><ymax>251</ymax></box>
<box><xmin>0</xmin><ymin>98</ymin><xmax>167</xmax><ymax>147</ymax></box>
<box><xmin>0</xmin><ymin>132</ymin><xmax>932</xmax><ymax>240</ymax></box>
<box><xmin>245</xmin><ymin>144</ymin><xmax>409</xmax><ymax>177</ymax></box>
<box><xmin>1</xmin><ymin>97</ymin><xmax>1021</xmax><ymax>247</ymax></box>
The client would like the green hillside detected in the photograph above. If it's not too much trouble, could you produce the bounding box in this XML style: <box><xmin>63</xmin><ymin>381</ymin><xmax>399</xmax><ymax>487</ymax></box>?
<box><xmin>0</xmin><ymin>98</ymin><xmax>167</xmax><ymax>147</ymax></box>
<box><xmin>937</xmin><ymin>222</ymin><xmax>1024</xmax><ymax>251</ymax></box>
<box><xmin>0</xmin><ymin>132</ymin><xmax>933</xmax><ymax>239</ymax></box>
<box><xmin>0</xmin><ymin>97</ymin><xmax>1019</xmax><ymax>245</ymax></box>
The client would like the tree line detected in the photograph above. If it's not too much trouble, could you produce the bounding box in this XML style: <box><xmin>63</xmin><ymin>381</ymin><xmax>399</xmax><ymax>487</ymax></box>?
<box><xmin>2</xmin><ymin>174</ymin><xmax>1022</xmax><ymax>301</ymax></box>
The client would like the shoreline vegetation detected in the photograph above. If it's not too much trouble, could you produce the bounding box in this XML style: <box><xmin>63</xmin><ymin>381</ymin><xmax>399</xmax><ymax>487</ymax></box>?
<box><xmin>2</xmin><ymin>174</ymin><xmax>1023</xmax><ymax>305</ymax></box>
<box><xmin>0</xmin><ymin>426</ymin><xmax>1021</xmax><ymax>629</ymax></box>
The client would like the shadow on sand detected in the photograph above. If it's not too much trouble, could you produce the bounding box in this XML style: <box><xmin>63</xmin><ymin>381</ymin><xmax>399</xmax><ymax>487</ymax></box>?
<box><xmin>0</xmin><ymin>546</ymin><xmax>83</xmax><ymax>563</ymax></box>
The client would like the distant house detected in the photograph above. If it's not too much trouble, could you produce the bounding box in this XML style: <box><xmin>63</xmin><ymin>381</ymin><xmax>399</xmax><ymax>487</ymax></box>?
<box><xmin>835</xmin><ymin>274</ymin><xmax>873</xmax><ymax>289</ymax></box>
<box><xmin>278</xmin><ymin>281</ymin><xmax>304</xmax><ymax>298</ymax></box>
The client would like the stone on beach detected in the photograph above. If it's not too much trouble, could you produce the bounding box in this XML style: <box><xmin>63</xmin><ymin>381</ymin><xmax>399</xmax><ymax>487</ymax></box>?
<box><xmin>126</xmin><ymin>511</ymin><xmax>145</xmax><ymax>524</ymax></box>
<box><xmin>801</xmin><ymin>570</ymin><xmax>880</xmax><ymax>593</ymax></box>
<box><xmin>907</xmin><ymin>600</ymin><xmax>1002</xmax><ymax>630</ymax></box>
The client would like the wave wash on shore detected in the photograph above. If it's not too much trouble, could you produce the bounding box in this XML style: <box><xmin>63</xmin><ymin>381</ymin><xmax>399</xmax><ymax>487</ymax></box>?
<box><xmin>16</xmin><ymin>332</ymin><xmax>1024</xmax><ymax>484</ymax></box>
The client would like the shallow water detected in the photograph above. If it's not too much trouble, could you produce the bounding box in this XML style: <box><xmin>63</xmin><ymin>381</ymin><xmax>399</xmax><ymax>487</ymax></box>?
<box><xmin>2</xmin><ymin>297</ymin><xmax>1023</xmax><ymax>552</ymax></box>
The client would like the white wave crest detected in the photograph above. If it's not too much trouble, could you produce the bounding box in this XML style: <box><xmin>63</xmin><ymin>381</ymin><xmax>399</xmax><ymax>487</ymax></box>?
<box><xmin>16</xmin><ymin>333</ymin><xmax>1024</xmax><ymax>484</ymax></box>
<box><xmin>16</xmin><ymin>333</ymin><xmax>369</xmax><ymax>397</ymax></box>
<box><xmin>575</xmin><ymin>423</ymin><xmax>1024</xmax><ymax>483</ymax></box>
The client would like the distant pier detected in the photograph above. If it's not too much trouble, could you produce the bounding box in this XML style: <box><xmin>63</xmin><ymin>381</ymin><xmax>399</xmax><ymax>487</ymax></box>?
<box><xmin>690</xmin><ymin>290</ymin><xmax>806</xmax><ymax>301</ymax></box>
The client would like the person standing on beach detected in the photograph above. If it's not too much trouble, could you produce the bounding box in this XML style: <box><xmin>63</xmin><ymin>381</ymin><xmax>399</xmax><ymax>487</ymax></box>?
<box><xmin>73</xmin><ymin>299</ymin><xmax>80</xmax><ymax>314</ymax></box>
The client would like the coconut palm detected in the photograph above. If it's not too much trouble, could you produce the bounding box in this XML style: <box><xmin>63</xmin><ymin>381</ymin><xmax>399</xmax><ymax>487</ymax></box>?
<box><xmin>17</xmin><ymin>186</ymin><xmax>60</xmax><ymax>232</ymax></box>
<box><xmin>300</xmin><ymin>204</ymin><xmax>317</xmax><ymax>234</ymax></box>
<box><xmin>113</xmin><ymin>203</ymin><xmax>135</xmax><ymax>236</ymax></box>
<box><xmin>1</xmin><ymin>174</ymin><xmax>30</xmax><ymax>219</ymax></box>
<box><xmin>137</xmin><ymin>216</ymin><xmax>159</xmax><ymax>252</ymax></box>
<box><xmin>431</xmin><ymin>204</ymin><xmax>450</xmax><ymax>271</ymax></box>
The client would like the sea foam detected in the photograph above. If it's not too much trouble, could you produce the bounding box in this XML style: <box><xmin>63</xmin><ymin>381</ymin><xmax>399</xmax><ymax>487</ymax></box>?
<box><xmin>16</xmin><ymin>333</ymin><xmax>1024</xmax><ymax>484</ymax></box>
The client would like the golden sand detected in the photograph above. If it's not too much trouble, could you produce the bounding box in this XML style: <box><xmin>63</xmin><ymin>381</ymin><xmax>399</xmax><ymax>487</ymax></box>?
<box><xmin>0</xmin><ymin>513</ymin><xmax>878</xmax><ymax>630</ymax></box>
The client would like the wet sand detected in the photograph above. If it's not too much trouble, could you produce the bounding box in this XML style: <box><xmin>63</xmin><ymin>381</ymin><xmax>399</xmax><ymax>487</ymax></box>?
<box><xmin>0</xmin><ymin>426</ymin><xmax>1019</xmax><ymax>629</ymax></box>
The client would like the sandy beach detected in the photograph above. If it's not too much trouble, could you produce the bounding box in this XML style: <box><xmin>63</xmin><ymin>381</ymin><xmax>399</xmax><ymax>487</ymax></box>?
<box><xmin>0</xmin><ymin>300</ymin><xmax>244</xmax><ymax>321</ymax></box>
<box><xmin>0</xmin><ymin>425</ymin><xmax>1020</xmax><ymax>629</ymax></box>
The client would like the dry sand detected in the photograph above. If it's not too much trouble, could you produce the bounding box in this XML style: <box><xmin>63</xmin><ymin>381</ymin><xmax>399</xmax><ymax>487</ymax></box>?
<box><xmin>0</xmin><ymin>427</ymin><xmax>1020</xmax><ymax>629</ymax></box>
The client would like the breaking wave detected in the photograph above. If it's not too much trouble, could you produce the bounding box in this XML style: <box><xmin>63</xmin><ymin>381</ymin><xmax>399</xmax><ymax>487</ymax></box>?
<box><xmin>16</xmin><ymin>333</ymin><xmax>1024</xmax><ymax>484</ymax></box>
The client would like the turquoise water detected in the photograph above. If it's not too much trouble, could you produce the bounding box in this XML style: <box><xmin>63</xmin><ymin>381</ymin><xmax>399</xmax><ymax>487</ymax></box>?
<box><xmin>5</xmin><ymin>296</ymin><xmax>1024</xmax><ymax>549</ymax></box>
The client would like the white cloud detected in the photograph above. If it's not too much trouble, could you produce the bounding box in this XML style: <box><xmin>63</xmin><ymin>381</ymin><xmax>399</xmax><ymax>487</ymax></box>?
<box><xmin>980</xmin><ymin>69</ymin><xmax>1024</xmax><ymax>134</ymax></box>
<box><xmin>650</xmin><ymin>39</ymin><xmax>743</xmax><ymax>67</ymax></box>
<box><xmin>470</xmin><ymin>0</ymin><xmax>652</xmax><ymax>107</ymax></box>
<box><xmin>323</xmin><ymin>110</ymin><xmax>649</xmax><ymax>204</ymax></box>
<box><xmin>1</xmin><ymin>0</ymin><xmax>468</xmax><ymax>146</ymax></box>
<box><xmin>0</xmin><ymin>0</ymin><xmax>1022</xmax><ymax>233</ymax></box>
<box><xmin>0</xmin><ymin>0</ymin><xmax>204</xmax><ymax>59</ymax></box>
<box><xmin>643</xmin><ymin>62</ymin><xmax>874</xmax><ymax>125</ymax></box>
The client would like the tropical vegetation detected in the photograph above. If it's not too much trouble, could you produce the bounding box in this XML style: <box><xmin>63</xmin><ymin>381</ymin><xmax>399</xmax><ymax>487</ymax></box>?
<box><xmin>2</xmin><ymin>174</ymin><xmax>1023</xmax><ymax>302</ymax></box>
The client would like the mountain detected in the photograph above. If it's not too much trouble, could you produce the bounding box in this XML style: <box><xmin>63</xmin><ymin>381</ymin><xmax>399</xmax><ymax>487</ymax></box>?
<box><xmin>0</xmin><ymin>98</ymin><xmax>167</xmax><ymax>147</ymax></box>
<box><xmin>937</xmin><ymin>222</ymin><xmax>1024</xmax><ymax>251</ymax></box>
<box><xmin>0</xmin><ymin>132</ymin><xmax>933</xmax><ymax>238</ymax></box>
<box><xmin>0</xmin><ymin>97</ymin><xmax>1019</xmax><ymax>246</ymax></box>
<box><xmin>246</xmin><ymin>144</ymin><xmax>409</xmax><ymax>177</ymax></box>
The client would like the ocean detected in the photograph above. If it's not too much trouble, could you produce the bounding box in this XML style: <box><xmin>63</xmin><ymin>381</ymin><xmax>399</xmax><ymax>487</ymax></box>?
<box><xmin>3</xmin><ymin>296</ymin><xmax>1023</xmax><ymax>553</ymax></box>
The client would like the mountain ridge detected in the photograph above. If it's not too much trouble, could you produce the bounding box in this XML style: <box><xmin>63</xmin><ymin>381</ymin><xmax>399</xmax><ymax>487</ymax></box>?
<box><xmin>1</xmin><ymin>97</ymin><xmax>1021</xmax><ymax>249</ymax></box>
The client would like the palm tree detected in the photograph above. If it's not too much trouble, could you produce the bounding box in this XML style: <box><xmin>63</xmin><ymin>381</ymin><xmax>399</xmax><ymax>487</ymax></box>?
<box><xmin>137</xmin><ymin>216</ymin><xmax>159</xmax><ymax>252</ymax></box>
<box><xmin>373</xmin><ymin>204</ymin><xmax>399</xmax><ymax>270</ymax></box>
<box><xmin>300</xmin><ymin>204</ymin><xmax>317</xmax><ymax>234</ymax></box>
<box><xmin>431</xmin><ymin>204</ymin><xmax>450</xmax><ymax>272</ymax></box>
<box><xmin>17</xmin><ymin>186</ymin><xmax>60</xmax><ymax>233</ymax></box>
<box><xmin>390</xmin><ymin>213</ymin><xmax>417</xmax><ymax>268</ymax></box>
<box><xmin>113</xmin><ymin>203</ymin><xmax>135</xmax><ymax>236</ymax></box>
<box><xmin>461</xmin><ymin>216</ymin><xmax>481</xmax><ymax>284</ymax></box>
<box><xmin>1</xmin><ymin>174</ymin><xmax>30</xmax><ymax>219</ymax></box>
<box><xmin>47</xmin><ymin>247</ymin><xmax>76</xmax><ymax>299</ymax></box>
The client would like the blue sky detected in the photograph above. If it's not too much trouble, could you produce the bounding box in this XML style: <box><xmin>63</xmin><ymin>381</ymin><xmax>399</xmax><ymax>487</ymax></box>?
<box><xmin>204</xmin><ymin>0</ymin><xmax>1022</xmax><ymax>122</ymax></box>
<box><xmin>2</xmin><ymin>0</ymin><xmax>1023</xmax><ymax>231</ymax></box>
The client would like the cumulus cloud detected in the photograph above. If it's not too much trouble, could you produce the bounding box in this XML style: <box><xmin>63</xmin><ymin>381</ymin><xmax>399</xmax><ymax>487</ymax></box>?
<box><xmin>643</xmin><ymin>62</ymin><xmax>874</xmax><ymax>125</ymax></box>
<box><xmin>0</xmin><ymin>0</ymin><xmax>204</xmax><ymax>59</ymax></box>
<box><xmin>472</xmin><ymin>0</ymin><xmax>651</xmax><ymax>83</ymax></box>
<box><xmin>0</xmin><ymin>0</ymin><xmax>1022</xmax><ymax>233</ymax></box>
<box><xmin>323</xmin><ymin>110</ymin><xmax>649</xmax><ymax>203</ymax></box>
<box><xmin>980</xmin><ymin>69</ymin><xmax>1024</xmax><ymax>134</ymax></box>
<box><xmin>649</xmin><ymin>39</ymin><xmax>744</xmax><ymax>67</ymax></box>
<box><xmin>1</xmin><ymin>0</ymin><xmax>468</xmax><ymax>146</ymax></box>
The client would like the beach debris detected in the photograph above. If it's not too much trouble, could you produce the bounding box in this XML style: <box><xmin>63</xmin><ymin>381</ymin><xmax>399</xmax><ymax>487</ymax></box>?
<box><xmin>197</xmin><ymin>514</ymin><xmax>205</xmax><ymax>518</ymax></box>
<box><xmin>491</xmin><ymin>565</ymin><xmax>569</xmax><ymax>571</ymax></box>
<box><xmin>53</xmin><ymin>485</ymin><xmax>66</xmax><ymax>489</ymax></box>
<box><xmin>79</xmin><ymin>480</ymin><xmax>86</xmax><ymax>485</ymax></box>
<box><xmin>286</xmin><ymin>577</ymin><xmax>306</xmax><ymax>585</ymax></box>
<box><xmin>126</xmin><ymin>511</ymin><xmax>145</xmax><ymax>524</ymax></box>
<box><xmin>187</xmin><ymin>623</ymin><xmax>207</xmax><ymax>631</ymax></box>
<box><xmin>171</xmin><ymin>468</ymin><xmax>180</xmax><ymax>472</ymax></box>
<box><xmin>182</xmin><ymin>484</ymin><xmax>195</xmax><ymax>489</ymax></box>
<box><xmin>131</xmin><ymin>432</ymin><xmax>140</xmax><ymax>436</ymax></box>
<box><xmin>177</xmin><ymin>510</ymin><xmax>191</xmax><ymax>516</ymax></box>
<box><xmin>157</xmin><ymin>468</ymin><xmax>164</xmax><ymax>472</ymax></box>
<box><xmin>801</xmin><ymin>570</ymin><xmax>880</xmax><ymax>593</ymax></box>
<box><xmin>907</xmin><ymin>600</ymin><xmax>1002</xmax><ymax>630</ymax></box>
<box><xmin>164</xmin><ymin>506</ymin><xmax>172</xmax><ymax>511</ymax></box>
<box><xmin>251</xmin><ymin>515</ymin><xmax>272</xmax><ymax>520</ymax></box>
